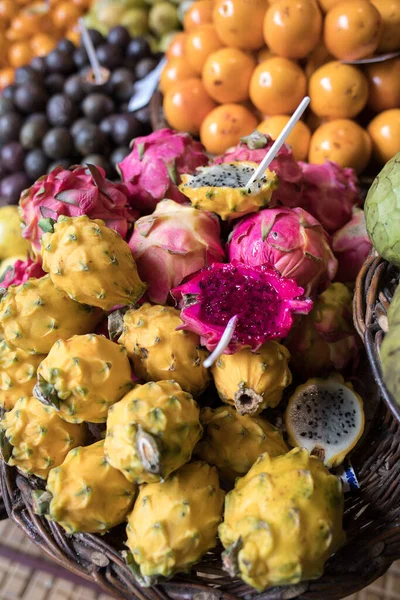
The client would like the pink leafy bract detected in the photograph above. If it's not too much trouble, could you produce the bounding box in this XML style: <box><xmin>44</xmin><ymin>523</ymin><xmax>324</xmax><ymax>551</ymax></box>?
<box><xmin>0</xmin><ymin>257</ymin><xmax>45</xmax><ymax>288</ymax></box>
<box><xmin>332</xmin><ymin>209</ymin><xmax>372</xmax><ymax>283</ymax></box>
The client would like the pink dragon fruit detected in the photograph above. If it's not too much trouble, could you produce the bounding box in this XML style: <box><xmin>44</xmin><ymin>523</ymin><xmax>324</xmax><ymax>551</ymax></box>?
<box><xmin>19</xmin><ymin>164</ymin><xmax>136</xmax><ymax>254</ymax></box>
<box><xmin>0</xmin><ymin>257</ymin><xmax>45</xmax><ymax>288</ymax></box>
<box><xmin>172</xmin><ymin>261</ymin><xmax>313</xmax><ymax>354</ymax></box>
<box><xmin>117</xmin><ymin>128</ymin><xmax>209</xmax><ymax>214</ymax></box>
<box><xmin>227</xmin><ymin>207</ymin><xmax>338</xmax><ymax>297</ymax></box>
<box><xmin>332</xmin><ymin>208</ymin><xmax>372</xmax><ymax>283</ymax></box>
<box><xmin>213</xmin><ymin>131</ymin><xmax>303</xmax><ymax>207</ymax></box>
<box><xmin>296</xmin><ymin>161</ymin><xmax>360</xmax><ymax>234</ymax></box>
<box><xmin>129</xmin><ymin>199</ymin><xmax>225</xmax><ymax>304</ymax></box>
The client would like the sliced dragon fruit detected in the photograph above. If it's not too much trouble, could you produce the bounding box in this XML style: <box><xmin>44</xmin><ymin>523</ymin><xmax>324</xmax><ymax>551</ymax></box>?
<box><xmin>172</xmin><ymin>262</ymin><xmax>312</xmax><ymax>353</ymax></box>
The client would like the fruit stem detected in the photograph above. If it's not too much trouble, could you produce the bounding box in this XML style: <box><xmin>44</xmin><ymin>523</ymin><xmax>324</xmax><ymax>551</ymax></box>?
<box><xmin>234</xmin><ymin>388</ymin><xmax>264</xmax><ymax>416</ymax></box>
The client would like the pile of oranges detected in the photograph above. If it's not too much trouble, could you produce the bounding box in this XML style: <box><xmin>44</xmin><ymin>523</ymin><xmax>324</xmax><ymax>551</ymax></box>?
<box><xmin>0</xmin><ymin>0</ymin><xmax>92</xmax><ymax>88</ymax></box>
<box><xmin>161</xmin><ymin>0</ymin><xmax>400</xmax><ymax>172</ymax></box>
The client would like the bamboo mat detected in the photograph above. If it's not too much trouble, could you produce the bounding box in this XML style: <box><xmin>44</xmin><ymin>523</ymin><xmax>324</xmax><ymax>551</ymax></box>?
<box><xmin>0</xmin><ymin>520</ymin><xmax>397</xmax><ymax>600</ymax></box>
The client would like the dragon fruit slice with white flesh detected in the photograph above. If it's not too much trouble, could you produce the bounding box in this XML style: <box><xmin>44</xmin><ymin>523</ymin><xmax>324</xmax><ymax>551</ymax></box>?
<box><xmin>171</xmin><ymin>262</ymin><xmax>313</xmax><ymax>354</ymax></box>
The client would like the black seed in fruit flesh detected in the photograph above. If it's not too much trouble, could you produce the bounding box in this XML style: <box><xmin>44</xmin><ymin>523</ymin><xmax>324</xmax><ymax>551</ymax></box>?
<box><xmin>111</xmin><ymin>146</ymin><xmax>130</xmax><ymax>165</ymax></box>
<box><xmin>0</xmin><ymin>172</ymin><xmax>30</xmax><ymax>205</ymax></box>
<box><xmin>134</xmin><ymin>106</ymin><xmax>151</xmax><ymax>125</ymax></box>
<box><xmin>99</xmin><ymin>114</ymin><xmax>117</xmax><ymax>136</ymax></box>
<box><xmin>15</xmin><ymin>66</ymin><xmax>44</xmax><ymax>85</ymax></box>
<box><xmin>2</xmin><ymin>85</ymin><xmax>16</xmax><ymax>101</ymax></box>
<box><xmin>107</xmin><ymin>26</ymin><xmax>131</xmax><ymax>49</ymax></box>
<box><xmin>15</xmin><ymin>83</ymin><xmax>48</xmax><ymax>113</ymax></box>
<box><xmin>57</xmin><ymin>38</ymin><xmax>75</xmax><ymax>54</ymax></box>
<box><xmin>47</xmin><ymin>158</ymin><xmax>74</xmax><ymax>173</ymax></box>
<box><xmin>20</xmin><ymin>114</ymin><xmax>49</xmax><ymax>150</ymax></box>
<box><xmin>112</xmin><ymin>114</ymin><xmax>142</xmax><ymax>146</ymax></box>
<box><xmin>1</xmin><ymin>142</ymin><xmax>25</xmax><ymax>172</ymax></box>
<box><xmin>0</xmin><ymin>113</ymin><xmax>23</xmax><ymax>144</ymax></box>
<box><xmin>71</xmin><ymin>117</ymin><xmax>92</xmax><ymax>138</ymax></box>
<box><xmin>87</xmin><ymin>29</ymin><xmax>105</xmax><ymax>47</ymax></box>
<box><xmin>74</xmin><ymin>123</ymin><xmax>108</xmax><ymax>156</ymax></box>
<box><xmin>46</xmin><ymin>94</ymin><xmax>77</xmax><ymax>127</ymax></box>
<box><xmin>135</xmin><ymin>58</ymin><xmax>158</xmax><ymax>80</ymax></box>
<box><xmin>45</xmin><ymin>73</ymin><xmax>65</xmax><ymax>94</ymax></box>
<box><xmin>43</xmin><ymin>128</ymin><xmax>74</xmax><ymax>159</ymax></box>
<box><xmin>24</xmin><ymin>148</ymin><xmax>49</xmax><ymax>180</ymax></box>
<box><xmin>30</xmin><ymin>56</ymin><xmax>47</xmax><ymax>74</ymax></box>
<box><xmin>0</xmin><ymin>96</ymin><xmax>14</xmax><ymax>115</ymax></box>
<box><xmin>73</xmin><ymin>47</ymin><xmax>89</xmax><ymax>69</ymax></box>
<box><xmin>96</xmin><ymin>44</ymin><xmax>123</xmax><ymax>70</ymax></box>
<box><xmin>81</xmin><ymin>154</ymin><xmax>111</xmax><ymax>176</ymax></box>
<box><xmin>46</xmin><ymin>50</ymin><xmax>75</xmax><ymax>75</ymax></box>
<box><xmin>82</xmin><ymin>94</ymin><xmax>114</xmax><ymax>123</ymax></box>
<box><xmin>127</xmin><ymin>37</ymin><xmax>151</xmax><ymax>61</ymax></box>
<box><xmin>64</xmin><ymin>74</ymin><xmax>86</xmax><ymax>103</ymax></box>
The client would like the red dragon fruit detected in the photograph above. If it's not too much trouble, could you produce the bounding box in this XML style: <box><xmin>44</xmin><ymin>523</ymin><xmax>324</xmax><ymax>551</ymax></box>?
<box><xmin>0</xmin><ymin>256</ymin><xmax>45</xmax><ymax>288</ymax></box>
<box><xmin>296</xmin><ymin>161</ymin><xmax>360</xmax><ymax>234</ymax></box>
<box><xmin>332</xmin><ymin>208</ymin><xmax>372</xmax><ymax>283</ymax></box>
<box><xmin>172</xmin><ymin>261</ymin><xmax>312</xmax><ymax>354</ymax></box>
<box><xmin>117</xmin><ymin>128</ymin><xmax>209</xmax><ymax>214</ymax></box>
<box><xmin>129</xmin><ymin>199</ymin><xmax>225</xmax><ymax>304</ymax></box>
<box><xmin>227</xmin><ymin>207</ymin><xmax>338</xmax><ymax>297</ymax></box>
<box><xmin>212</xmin><ymin>131</ymin><xmax>303</xmax><ymax>207</ymax></box>
<box><xmin>19</xmin><ymin>164</ymin><xmax>136</xmax><ymax>254</ymax></box>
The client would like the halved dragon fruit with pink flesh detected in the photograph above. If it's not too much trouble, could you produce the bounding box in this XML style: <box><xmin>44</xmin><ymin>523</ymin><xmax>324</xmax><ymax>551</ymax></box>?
<box><xmin>0</xmin><ymin>257</ymin><xmax>45</xmax><ymax>288</ymax></box>
<box><xmin>117</xmin><ymin>128</ymin><xmax>209</xmax><ymax>214</ymax></box>
<box><xmin>212</xmin><ymin>130</ymin><xmax>303</xmax><ymax>207</ymax></box>
<box><xmin>19</xmin><ymin>164</ymin><xmax>137</xmax><ymax>253</ymax></box>
<box><xmin>332</xmin><ymin>208</ymin><xmax>372</xmax><ymax>283</ymax></box>
<box><xmin>227</xmin><ymin>206</ymin><xmax>338</xmax><ymax>297</ymax></box>
<box><xmin>172</xmin><ymin>262</ymin><xmax>312</xmax><ymax>353</ymax></box>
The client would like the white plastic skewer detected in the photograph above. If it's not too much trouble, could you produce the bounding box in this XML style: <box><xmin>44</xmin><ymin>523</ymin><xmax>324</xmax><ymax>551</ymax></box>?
<box><xmin>78</xmin><ymin>18</ymin><xmax>104</xmax><ymax>85</ymax></box>
<box><xmin>203</xmin><ymin>315</ymin><xmax>239</xmax><ymax>369</ymax></box>
<box><xmin>247</xmin><ymin>96</ymin><xmax>311</xmax><ymax>187</ymax></box>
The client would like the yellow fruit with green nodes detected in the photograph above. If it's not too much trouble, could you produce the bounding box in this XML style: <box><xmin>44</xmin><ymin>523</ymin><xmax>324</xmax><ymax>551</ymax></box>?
<box><xmin>219</xmin><ymin>448</ymin><xmax>346</xmax><ymax>591</ymax></box>
<box><xmin>104</xmin><ymin>380</ymin><xmax>202</xmax><ymax>484</ymax></box>
<box><xmin>0</xmin><ymin>340</ymin><xmax>45</xmax><ymax>411</ymax></box>
<box><xmin>115</xmin><ymin>303</ymin><xmax>210</xmax><ymax>398</ymax></box>
<box><xmin>0</xmin><ymin>396</ymin><xmax>87</xmax><ymax>479</ymax></box>
<box><xmin>0</xmin><ymin>275</ymin><xmax>103</xmax><ymax>355</ymax></box>
<box><xmin>194</xmin><ymin>405</ymin><xmax>289</xmax><ymax>482</ymax></box>
<box><xmin>33</xmin><ymin>440</ymin><xmax>137</xmax><ymax>534</ymax></box>
<box><xmin>35</xmin><ymin>334</ymin><xmax>133</xmax><ymax>424</ymax></box>
<box><xmin>179</xmin><ymin>162</ymin><xmax>278</xmax><ymax>220</ymax></box>
<box><xmin>125</xmin><ymin>461</ymin><xmax>225</xmax><ymax>585</ymax></box>
<box><xmin>41</xmin><ymin>215</ymin><xmax>147</xmax><ymax>311</ymax></box>
<box><xmin>211</xmin><ymin>342</ymin><xmax>292</xmax><ymax>415</ymax></box>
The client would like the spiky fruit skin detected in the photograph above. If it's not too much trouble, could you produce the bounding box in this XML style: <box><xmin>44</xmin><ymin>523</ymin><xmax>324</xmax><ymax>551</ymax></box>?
<box><xmin>1</xmin><ymin>257</ymin><xmax>45</xmax><ymax>289</ymax></box>
<box><xmin>45</xmin><ymin>441</ymin><xmax>137</xmax><ymax>534</ymax></box>
<box><xmin>128</xmin><ymin>200</ymin><xmax>225</xmax><ymax>304</ymax></box>
<box><xmin>0</xmin><ymin>396</ymin><xmax>86</xmax><ymax>479</ymax></box>
<box><xmin>179</xmin><ymin>162</ymin><xmax>278</xmax><ymax>220</ymax></box>
<box><xmin>0</xmin><ymin>341</ymin><xmax>44</xmax><ymax>411</ymax></box>
<box><xmin>332</xmin><ymin>209</ymin><xmax>372</xmax><ymax>283</ymax></box>
<box><xmin>118</xmin><ymin>304</ymin><xmax>210</xmax><ymax>398</ymax></box>
<box><xmin>19</xmin><ymin>164</ymin><xmax>136</xmax><ymax>254</ymax></box>
<box><xmin>117</xmin><ymin>129</ymin><xmax>209</xmax><ymax>215</ymax></box>
<box><xmin>285</xmin><ymin>283</ymin><xmax>359</xmax><ymax>378</ymax></box>
<box><xmin>104</xmin><ymin>381</ymin><xmax>202</xmax><ymax>484</ymax></box>
<box><xmin>219</xmin><ymin>448</ymin><xmax>345</xmax><ymax>591</ymax></box>
<box><xmin>211</xmin><ymin>343</ymin><xmax>292</xmax><ymax>415</ymax></box>
<box><xmin>41</xmin><ymin>216</ymin><xmax>147</xmax><ymax>311</ymax></box>
<box><xmin>36</xmin><ymin>334</ymin><xmax>133</xmax><ymax>423</ymax></box>
<box><xmin>0</xmin><ymin>275</ymin><xmax>103</xmax><ymax>355</ymax></box>
<box><xmin>126</xmin><ymin>461</ymin><xmax>225</xmax><ymax>584</ymax></box>
<box><xmin>194</xmin><ymin>406</ymin><xmax>289</xmax><ymax>482</ymax></box>
<box><xmin>228</xmin><ymin>207</ymin><xmax>338</xmax><ymax>297</ymax></box>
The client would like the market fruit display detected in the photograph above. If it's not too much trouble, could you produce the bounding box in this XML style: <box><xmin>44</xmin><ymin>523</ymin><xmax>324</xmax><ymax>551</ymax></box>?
<box><xmin>0</xmin><ymin>205</ymin><xmax>31</xmax><ymax>258</ymax></box>
<box><xmin>381</xmin><ymin>282</ymin><xmax>400</xmax><ymax>406</ymax></box>
<box><xmin>0</xmin><ymin>341</ymin><xmax>44</xmax><ymax>411</ymax></box>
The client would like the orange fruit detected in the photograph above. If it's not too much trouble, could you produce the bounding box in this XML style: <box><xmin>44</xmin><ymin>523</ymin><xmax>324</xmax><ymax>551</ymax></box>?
<box><xmin>0</xmin><ymin>30</ymin><xmax>8</xmax><ymax>65</ymax></box>
<box><xmin>305</xmin><ymin>43</ymin><xmax>333</xmax><ymax>78</ymax></box>
<box><xmin>317</xmin><ymin>0</ymin><xmax>343</xmax><ymax>11</ymax></box>
<box><xmin>166</xmin><ymin>32</ymin><xmax>188</xmax><ymax>59</ymax></box>
<box><xmin>309</xmin><ymin>61</ymin><xmax>368</xmax><ymax>119</ymax></box>
<box><xmin>0</xmin><ymin>0</ymin><xmax>17</xmax><ymax>22</ymax></box>
<box><xmin>200</xmin><ymin>103</ymin><xmax>258</xmax><ymax>154</ymax></box>
<box><xmin>52</xmin><ymin>2</ymin><xmax>82</xmax><ymax>30</ymax></box>
<box><xmin>72</xmin><ymin>0</ymin><xmax>91</xmax><ymax>8</ymax></box>
<box><xmin>308</xmin><ymin>119</ymin><xmax>372</xmax><ymax>173</ymax></box>
<box><xmin>202</xmin><ymin>47</ymin><xmax>255</xmax><ymax>103</ymax></box>
<box><xmin>185</xmin><ymin>24</ymin><xmax>224</xmax><ymax>74</ymax></box>
<box><xmin>366</xmin><ymin>58</ymin><xmax>400</xmax><ymax>113</ymax></box>
<box><xmin>371</xmin><ymin>0</ymin><xmax>400</xmax><ymax>52</ymax></box>
<box><xmin>257</xmin><ymin>47</ymin><xmax>276</xmax><ymax>62</ymax></box>
<box><xmin>213</xmin><ymin>0</ymin><xmax>267</xmax><ymax>50</ymax></box>
<box><xmin>30</xmin><ymin>33</ymin><xmax>57</xmax><ymax>56</ymax></box>
<box><xmin>249</xmin><ymin>57</ymin><xmax>307</xmax><ymax>115</ymax></box>
<box><xmin>324</xmin><ymin>0</ymin><xmax>383</xmax><ymax>61</ymax></box>
<box><xmin>0</xmin><ymin>67</ymin><xmax>14</xmax><ymax>88</ymax></box>
<box><xmin>163</xmin><ymin>77</ymin><xmax>217</xmax><ymax>136</ymax></box>
<box><xmin>160</xmin><ymin>57</ymin><xmax>197</xmax><ymax>95</ymax></box>
<box><xmin>65</xmin><ymin>24</ymin><xmax>80</xmax><ymax>46</ymax></box>
<box><xmin>367</xmin><ymin>109</ymin><xmax>400</xmax><ymax>164</ymax></box>
<box><xmin>8</xmin><ymin>4</ymin><xmax>51</xmax><ymax>41</ymax></box>
<box><xmin>263</xmin><ymin>0</ymin><xmax>323</xmax><ymax>59</ymax></box>
<box><xmin>258</xmin><ymin>115</ymin><xmax>311</xmax><ymax>161</ymax></box>
<box><xmin>8</xmin><ymin>41</ymin><xmax>33</xmax><ymax>68</ymax></box>
<box><xmin>183</xmin><ymin>0</ymin><xmax>214</xmax><ymax>32</ymax></box>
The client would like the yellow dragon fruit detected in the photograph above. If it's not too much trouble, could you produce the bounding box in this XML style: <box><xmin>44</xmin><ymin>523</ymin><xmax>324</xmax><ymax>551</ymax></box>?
<box><xmin>114</xmin><ymin>304</ymin><xmax>210</xmax><ymax>398</ymax></box>
<box><xmin>35</xmin><ymin>334</ymin><xmax>133</xmax><ymax>424</ymax></box>
<box><xmin>0</xmin><ymin>341</ymin><xmax>44</xmax><ymax>411</ymax></box>
<box><xmin>194</xmin><ymin>406</ymin><xmax>289</xmax><ymax>482</ymax></box>
<box><xmin>211</xmin><ymin>342</ymin><xmax>292</xmax><ymax>415</ymax></box>
<box><xmin>32</xmin><ymin>440</ymin><xmax>137</xmax><ymax>534</ymax></box>
<box><xmin>0</xmin><ymin>396</ymin><xmax>87</xmax><ymax>479</ymax></box>
<box><xmin>125</xmin><ymin>461</ymin><xmax>225</xmax><ymax>585</ymax></box>
<box><xmin>41</xmin><ymin>215</ymin><xmax>147</xmax><ymax>311</ymax></box>
<box><xmin>104</xmin><ymin>380</ymin><xmax>202</xmax><ymax>484</ymax></box>
<box><xmin>219</xmin><ymin>448</ymin><xmax>346</xmax><ymax>591</ymax></box>
<box><xmin>0</xmin><ymin>275</ymin><xmax>103</xmax><ymax>355</ymax></box>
